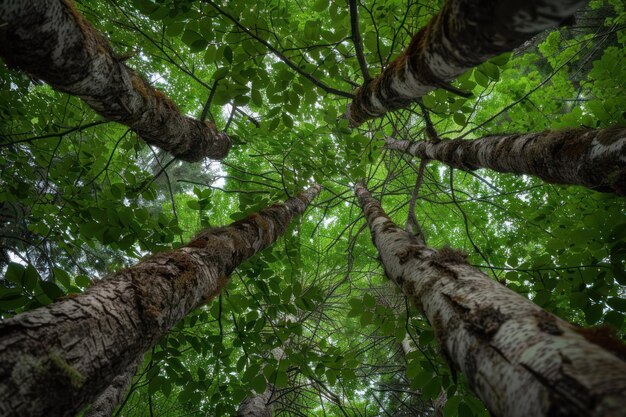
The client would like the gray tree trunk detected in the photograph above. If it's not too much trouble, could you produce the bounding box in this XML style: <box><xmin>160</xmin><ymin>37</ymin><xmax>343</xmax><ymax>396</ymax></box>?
<box><xmin>0</xmin><ymin>185</ymin><xmax>320</xmax><ymax>417</ymax></box>
<box><xmin>355</xmin><ymin>183</ymin><xmax>626</xmax><ymax>417</ymax></box>
<box><xmin>0</xmin><ymin>0</ymin><xmax>230</xmax><ymax>161</ymax></box>
<box><xmin>236</xmin><ymin>335</ymin><xmax>288</xmax><ymax>416</ymax></box>
<box><xmin>83</xmin><ymin>355</ymin><xmax>142</xmax><ymax>417</ymax></box>
<box><xmin>236</xmin><ymin>389</ymin><xmax>274</xmax><ymax>417</ymax></box>
<box><xmin>347</xmin><ymin>0</ymin><xmax>585</xmax><ymax>125</ymax></box>
<box><xmin>385</xmin><ymin>127</ymin><xmax>626</xmax><ymax>196</ymax></box>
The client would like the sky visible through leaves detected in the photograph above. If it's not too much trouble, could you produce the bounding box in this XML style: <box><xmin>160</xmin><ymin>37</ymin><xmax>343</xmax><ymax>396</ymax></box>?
<box><xmin>0</xmin><ymin>0</ymin><xmax>625</xmax><ymax>416</ymax></box>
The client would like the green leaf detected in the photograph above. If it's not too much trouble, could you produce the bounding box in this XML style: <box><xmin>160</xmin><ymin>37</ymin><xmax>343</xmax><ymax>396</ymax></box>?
<box><xmin>250</xmin><ymin>374</ymin><xmax>267</xmax><ymax>393</ymax></box>
<box><xmin>313</xmin><ymin>0</ymin><xmax>327</xmax><ymax>12</ymax></box>
<box><xmin>165</xmin><ymin>22</ymin><xmax>185</xmax><ymax>37</ymax></box>
<box><xmin>325</xmin><ymin>368</ymin><xmax>337</xmax><ymax>385</ymax></box>
<box><xmin>5</xmin><ymin>263</ymin><xmax>25</xmax><ymax>285</ymax></box>
<box><xmin>282</xmin><ymin>114</ymin><xmax>294</xmax><ymax>129</ymax></box>
<box><xmin>274</xmin><ymin>369</ymin><xmax>289</xmax><ymax>387</ymax></box>
<box><xmin>0</xmin><ymin>294</ymin><xmax>29</xmax><ymax>311</ymax></box>
<box><xmin>362</xmin><ymin>293</ymin><xmax>375</xmax><ymax>308</ymax></box>
<box><xmin>53</xmin><ymin>268</ymin><xmax>72</xmax><ymax>289</ymax></box>
<box><xmin>453</xmin><ymin>112</ymin><xmax>466</xmax><ymax>126</ymax></box>
<box><xmin>406</xmin><ymin>359</ymin><xmax>421</xmax><ymax>379</ymax></box>
<box><xmin>585</xmin><ymin>303</ymin><xmax>603</xmax><ymax>324</ymax></box>
<box><xmin>607</xmin><ymin>297</ymin><xmax>626</xmax><ymax>312</ymax></box>
<box><xmin>40</xmin><ymin>281</ymin><xmax>64</xmax><ymax>301</ymax></box>
<box><xmin>223</xmin><ymin>46</ymin><xmax>233</xmax><ymax>63</ymax></box>
<box><xmin>75</xmin><ymin>275</ymin><xmax>91</xmax><ymax>288</ymax></box>
<box><xmin>251</xmin><ymin>89</ymin><xmax>263</xmax><ymax>107</ymax></box>
<box><xmin>22</xmin><ymin>265</ymin><xmax>39</xmax><ymax>292</ymax></box>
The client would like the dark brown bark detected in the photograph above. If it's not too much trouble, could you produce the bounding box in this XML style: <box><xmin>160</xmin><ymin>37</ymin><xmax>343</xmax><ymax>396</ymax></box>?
<box><xmin>385</xmin><ymin>127</ymin><xmax>626</xmax><ymax>195</ymax></box>
<box><xmin>347</xmin><ymin>0</ymin><xmax>585</xmax><ymax>126</ymax></box>
<box><xmin>356</xmin><ymin>183</ymin><xmax>626</xmax><ymax>417</ymax></box>
<box><xmin>0</xmin><ymin>185</ymin><xmax>320</xmax><ymax>417</ymax></box>
<box><xmin>0</xmin><ymin>0</ymin><xmax>231</xmax><ymax>161</ymax></box>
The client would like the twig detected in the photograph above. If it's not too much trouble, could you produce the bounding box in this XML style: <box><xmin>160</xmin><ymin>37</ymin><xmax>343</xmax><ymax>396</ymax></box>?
<box><xmin>204</xmin><ymin>0</ymin><xmax>353</xmax><ymax>99</ymax></box>
<box><xmin>200</xmin><ymin>78</ymin><xmax>221</xmax><ymax>122</ymax></box>
<box><xmin>406</xmin><ymin>159</ymin><xmax>427</xmax><ymax>244</ymax></box>
<box><xmin>349</xmin><ymin>0</ymin><xmax>371</xmax><ymax>82</ymax></box>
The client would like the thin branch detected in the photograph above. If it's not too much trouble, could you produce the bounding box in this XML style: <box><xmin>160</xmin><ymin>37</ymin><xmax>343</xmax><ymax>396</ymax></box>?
<box><xmin>200</xmin><ymin>78</ymin><xmax>221</xmax><ymax>122</ymax></box>
<box><xmin>349</xmin><ymin>0</ymin><xmax>371</xmax><ymax>82</ymax></box>
<box><xmin>405</xmin><ymin>159</ymin><xmax>427</xmax><ymax>244</ymax></box>
<box><xmin>204</xmin><ymin>0</ymin><xmax>353</xmax><ymax>99</ymax></box>
<box><xmin>0</xmin><ymin>120</ymin><xmax>108</xmax><ymax>148</ymax></box>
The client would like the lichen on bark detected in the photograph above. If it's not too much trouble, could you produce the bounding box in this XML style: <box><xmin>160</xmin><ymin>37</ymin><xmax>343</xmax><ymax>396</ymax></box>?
<box><xmin>347</xmin><ymin>0</ymin><xmax>586</xmax><ymax>125</ymax></box>
<box><xmin>0</xmin><ymin>185</ymin><xmax>320</xmax><ymax>417</ymax></box>
<box><xmin>0</xmin><ymin>0</ymin><xmax>231</xmax><ymax>161</ymax></box>
<box><xmin>355</xmin><ymin>182</ymin><xmax>626</xmax><ymax>417</ymax></box>
<box><xmin>385</xmin><ymin>127</ymin><xmax>626</xmax><ymax>196</ymax></box>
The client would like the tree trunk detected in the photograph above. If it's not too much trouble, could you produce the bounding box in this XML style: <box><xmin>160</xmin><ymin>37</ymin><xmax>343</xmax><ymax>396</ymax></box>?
<box><xmin>347</xmin><ymin>0</ymin><xmax>585</xmax><ymax>126</ymax></box>
<box><xmin>0</xmin><ymin>185</ymin><xmax>320</xmax><ymax>417</ymax></box>
<box><xmin>83</xmin><ymin>355</ymin><xmax>142</xmax><ymax>417</ymax></box>
<box><xmin>385</xmin><ymin>127</ymin><xmax>626</xmax><ymax>195</ymax></box>
<box><xmin>355</xmin><ymin>183</ymin><xmax>626</xmax><ymax>417</ymax></box>
<box><xmin>0</xmin><ymin>0</ymin><xmax>231</xmax><ymax>162</ymax></box>
<box><xmin>236</xmin><ymin>337</ymin><xmax>288</xmax><ymax>416</ymax></box>
<box><xmin>236</xmin><ymin>389</ymin><xmax>274</xmax><ymax>417</ymax></box>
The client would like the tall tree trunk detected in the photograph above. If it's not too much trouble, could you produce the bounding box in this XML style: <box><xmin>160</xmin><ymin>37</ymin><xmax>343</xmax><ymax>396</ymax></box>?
<box><xmin>355</xmin><ymin>183</ymin><xmax>626</xmax><ymax>417</ymax></box>
<box><xmin>347</xmin><ymin>0</ymin><xmax>585</xmax><ymax>126</ymax></box>
<box><xmin>0</xmin><ymin>1</ymin><xmax>231</xmax><ymax>162</ymax></box>
<box><xmin>83</xmin><ymin>355</ymin><xmax>142</xmax><ymax>417</ymax></box>
<box><xmin>0</xmin><ymin>185</ymin><xmax>320</xmax><ymax>417</ymax></box>
<box><xmin>385</xmin><ymin>127</ymin><xmax>626</xmax><ymax>195</ymax></box>
<box><xmin>236</xmin><ymin>391</ymin><xmax>273</xmax><ymax>417</ymax></box>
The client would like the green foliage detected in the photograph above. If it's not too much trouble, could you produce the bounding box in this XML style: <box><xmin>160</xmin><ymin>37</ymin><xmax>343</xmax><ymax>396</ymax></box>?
<box><xmin>1</xmin><ymin>1</ymin><xmax>625</xmax><ymax>416</ymax></box>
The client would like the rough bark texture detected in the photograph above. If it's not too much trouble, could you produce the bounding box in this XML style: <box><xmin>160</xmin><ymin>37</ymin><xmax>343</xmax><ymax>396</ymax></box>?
<box><xmin>236</xmin><ymin>389</ymin><xmax>273</xmax><ymax>417</ymax></box>
<box><xmin>347</xmin><ymin>0</ymin><xmax>585</xmax><ymax>125</ymax></box>
<box><xmin>355</xmin><ymin>183</ymin><xmax>626</xmax><ymax>417</ymax></box>
<box><xmin>83</xmin><ymin>355</ymin><xmax>142</xmax><ymax>417</ymax></box>
<box><xmin>0</xmin><ymin>185</ymin><xmax>320</xmax><ymax>417</ymax></box>
<box><xmin>385</xmin><ymin>127</ymin><xmax>626</xmax><ymax>195</ymax></box>
<box><xmin>0</xmin><ymin>0</ymin><xmax>231</xmax><ymax>161</ymax></box>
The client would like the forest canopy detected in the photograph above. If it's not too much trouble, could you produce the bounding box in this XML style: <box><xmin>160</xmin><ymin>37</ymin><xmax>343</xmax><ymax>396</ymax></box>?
<box><xmin>0</xmin><ymin>0</ymin><xmax>625</xmax><ymax>416</ymax></box>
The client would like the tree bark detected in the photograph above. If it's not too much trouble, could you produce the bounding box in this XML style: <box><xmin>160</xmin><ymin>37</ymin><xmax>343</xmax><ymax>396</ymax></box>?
<box><xmin>346</xmin><ymin>0</ymin><xmax>585</xmax><ymax>126</ymax></box>
<box><xmin>83</xmin><ymin>355</ymin><xmax>142</xmax><ymax>417</ymax></box>
<box><xmin>236</xmin><ymin>337</ymin><xmax>287</xmax><ymax>416</ymax></box>
<box><xmin>385</xmin><ymin>127</ymin><xmax>626</xmax><ymax>195</ymax></box>
<box><xmin>236</xmin><ymin>388</ymin><xmax>274</xmax><ymax>417</ymax></box>
<box><xmin>0</xmin><ymin>0</ymin><xmax>231</xmax><ymax>162</ymax></box>
<box><xmin>355</xmin><ymin>183</ymin><xmax>626</xmax><ymax>417</ymax></box>
<box><xmin>0</xmin><ymin>185</ymin><xmax>320</xmax><ymax>417</ymax></box>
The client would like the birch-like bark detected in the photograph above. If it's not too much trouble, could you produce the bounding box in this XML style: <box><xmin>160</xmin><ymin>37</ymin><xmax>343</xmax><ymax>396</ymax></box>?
<box><xmin>346</xmin><ymin>0</ymin><xmax>585</xmax><ymax>126</ymax></box>
<box><xmin>385</xmin><ymin>127</ymin><xmax>626</xmax><ymax>195</ymax></box>
<box><xmin>0</xmin><ymin>1</ymin><xmax>231</xmax><ymax>161</ymax></box>
<box><xmin>0</xmin><ymin>185</ymin><xmax>320</xmax><ymax>417</ymax></box>
<box><xmin>83</xmin><ymin>355</ymin><xmax>142</xmax><ymax>417</ymax></box>
<box><xmin>355</xmin><ymin>183</ymin><xmax>626</xmax><ymax>417</ymax></box>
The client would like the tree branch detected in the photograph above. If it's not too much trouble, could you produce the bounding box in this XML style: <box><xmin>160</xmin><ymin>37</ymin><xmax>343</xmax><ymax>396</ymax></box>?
<box><xmin>349</xmin><ymin>0</ymin><xmax>371</xmax><ymax>82</ymax></box>
<box><xmin>204</xmin><ymin>0</ymin><xmax>354</xmax><ymax>99</ymax></box>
